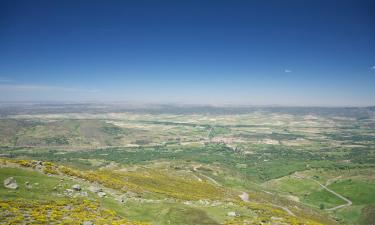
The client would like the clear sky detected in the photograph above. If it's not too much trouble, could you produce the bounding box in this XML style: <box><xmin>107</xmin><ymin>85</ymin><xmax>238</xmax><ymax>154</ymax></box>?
<box><xmin>0</xmin><ymin>0</ymin><xmax>374</xmax><ymax>106</ymax></box>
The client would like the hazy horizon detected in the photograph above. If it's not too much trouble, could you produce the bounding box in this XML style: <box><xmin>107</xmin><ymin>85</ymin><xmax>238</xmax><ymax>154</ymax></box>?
<box><xmin>0</xmin><ymin>100</ymin><xmax>374</xmax><ymax>108</ymax></box>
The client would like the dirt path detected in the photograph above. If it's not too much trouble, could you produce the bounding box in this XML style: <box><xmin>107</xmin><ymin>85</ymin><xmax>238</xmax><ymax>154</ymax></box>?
<box><xmin>294</xmin><ymin>174</ymin><xmax>352</xmax><ymax>211</ymax></box>
<box><xmin>199</xmin><ymin>173</ymin><xmax>221</xmax><ymax>186</ymax></box>
<box><xmin>238</xmin><ymin>191</ymin><xmax>295</xmax><ymax>217</ymax></box>
<box><xmin>269</xmin><ymin>203</ymin><xmax>295</xmax><ymax>217</ymax></box>
<box><xmin>192</xmin><ymin>174</ymin><xmax>202</xmax><ymax>182</ymax></box>
<box><xmin>310</xmin><ymin>179</ymin><xmax>352</xmax><ymax>211</ymax></box>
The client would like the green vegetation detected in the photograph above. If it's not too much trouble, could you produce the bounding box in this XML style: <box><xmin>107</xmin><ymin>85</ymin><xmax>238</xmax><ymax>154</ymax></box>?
<box><xmin>0</xmin><ymin>167</ymin><xmax>67</xmax><ymax>201</ymax></box>
<box><xmin>1</xmin><ymin>106</ymin><xmax>374</xmax><ymax>224</ymax></box>
<box><xmin>359</xmin><ymin>204</ymin><xmax>375</xmax><ymax>225</ymax></box>
<box><xmin>329</xmin><ymin>180</ymin><xmax>375</xmax><ymax>205</ymax></box>
<box><xmin>0</xmin><ymin>199</ymin><xmax>148</xmax><ymax>225</ymax></box>
<box><xmin>304</xmin><ymin>189</ymin><xmax>347</xmax><ymax>209</ymax></box>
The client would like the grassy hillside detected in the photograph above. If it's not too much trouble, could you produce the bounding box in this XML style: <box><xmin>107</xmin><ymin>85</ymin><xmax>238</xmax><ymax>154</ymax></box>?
<box><xmin>0</xmin><ymin>158</ymin><xmax>339</xmax><ymax>225</ymax></box>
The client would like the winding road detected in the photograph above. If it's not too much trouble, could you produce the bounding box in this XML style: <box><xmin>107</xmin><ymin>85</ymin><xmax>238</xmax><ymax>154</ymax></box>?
<box><xmin>239</xmin><ymin>191</ymin><xmax>296</xmax><ymax>217</ymax></box>
<box><xmin>294</xmin><ymin>174</ymin><xmax>352</xmax><ymax>211</ymax></box>
<box><xmin>200</xmin><ymin>173</ymin><xmax>221</xmax><ymax>186</ymax></box>
<box><xmin>309</xmin><ymin>178</ymin><xmax>352</xmax><ymax>211</ymax></box>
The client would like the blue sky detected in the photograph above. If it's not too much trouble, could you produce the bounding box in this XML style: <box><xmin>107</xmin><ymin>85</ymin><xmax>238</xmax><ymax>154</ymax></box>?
<box><xmin>0</xmin><ymin>0</ymin><xmax>374</xmax><ymax>106</ymax></box>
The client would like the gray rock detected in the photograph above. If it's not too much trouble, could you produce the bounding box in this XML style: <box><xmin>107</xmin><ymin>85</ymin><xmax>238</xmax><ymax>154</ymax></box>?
<box><xmin>97</xmin><ymin>191</ymin><xmax>106</xmax><ymax>198</ymax></box>
<box><xmin>82</xmin><ymin>221</ymin><xmax>94</xmax><ymax>225</ymax></box>
<box><xmin>4</xmin><ymin>177</ymin><xmax>18</xmax><ymax>189</ymax></box>
<box><xmin>126</xmin><ymin>191</ymin><xmax>137</xmax><ymax>197</ymax></box>
<box><xmin>35</xmin><ymin>161</ymin><xmax>43</xmax><ymax>170</ymax></box>
<box><xmin>88</xmin><ymin>186</ymin><xmax>102</xmax><ymax>193</ymax></box>
<box><xmin>72</xmin><ymin>184</ymin><xmax>81</xmax><ymax>191</ymax></box>
<box><xmin>65</xmin><ymin>189</ymin><xmax>74</xmax><ymax>196</ymax></box>
<box><xmin>118</xmin><ymin>194</ymin><xmax>127</xmax><ymax>203</ymax></box>
<box><xmin>80</xmin><ymin>191</ymin><xmax>88</xmax><ymax>197</ymax></box>
<box><xmin>25</xmin><ymin>181</ymin><xmax>32</xmax><ymax>189</ymax></box>
<box><xmin>227</xmin><ymin>211</ymin><xmax>236</xmax><ymax>217</ymax></box>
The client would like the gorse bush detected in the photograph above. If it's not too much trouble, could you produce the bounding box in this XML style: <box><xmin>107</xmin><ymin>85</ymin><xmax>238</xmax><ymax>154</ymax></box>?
<box><xmin>0</xmin><ymin>199</ymin><xmax>149</xmax><ymax>225</ymax></box>
<box><xmin>3</xmin><ymin>158</ymin><xmax>226</xmax><ymax>200</ymax></box>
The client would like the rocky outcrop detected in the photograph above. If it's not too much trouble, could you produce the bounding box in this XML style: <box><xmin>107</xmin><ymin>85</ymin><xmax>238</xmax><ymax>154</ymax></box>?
<box><xmin>72</xmin><ymin>184</ymin><xmax>81</xmax><ymax>191</ymax></box>
<box><xmin>4</xmin><ymin>177</ymin><xmax>18</xmax><ymax>189</ymax></box>
<box><xmin>97</xmin><ymin>191</ymin><xmax>106</xmax><ymax>198</ymax></box>
<box><xmin>88</xmin><ymin>186</ymin><xmax>102</xmax><ymax>193</ymax></box>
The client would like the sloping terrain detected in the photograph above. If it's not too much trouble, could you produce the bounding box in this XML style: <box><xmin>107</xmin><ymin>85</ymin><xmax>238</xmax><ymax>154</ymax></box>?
<box><xmin>0</xmin><ymin>107</ymin><xmax>374</xmax><ymax>224</ymax></box>
<box><xmin>0</xmin><ymin>158</ymin><xmax>338</xmax><ymax>225</ymax></box>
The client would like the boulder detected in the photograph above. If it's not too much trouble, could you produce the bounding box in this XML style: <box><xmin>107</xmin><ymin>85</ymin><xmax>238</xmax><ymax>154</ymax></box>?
<box><xmin>126</xmin><ymin>191</ymin><xmax>137</xmax><ymax>198</ymax></box>
<box><xmin>88</xmin><ymin>186</ymin><xmax>102</xmax><ymax>193</ymax></box>
<box><xmin>227</xmin><ymin>211</ymin><xmax>236</xmax><ymax>217</ymax></box>
<box><xmin>35</xmin><ymin>161</ymin><xmax>43</xmax><ymax>170</ymax></box>
<box><xmin>4</xmin><ymin>177</ymin><xmax>18</xmax><ymax>189</ymax></box>
<box><xmin>65</xmin><ymin>189</ymin><xmax>74</xmax><ymax>196</ymax></box>
<box><xmin>72</xmin><ymin>184</ymin><xmax>81</xmax><ymax>191</ymax></box>
<box><xmin>82</xmin><ymin>221</ymin><xmax>94</xmax><ymax>225</ymax></box>
<box><xmin>25</xmin><ymin>181</ymin><xmax>32</xmax><ymax>189</ymax></box>
<box><xmin>117</xmin><ymin>194</ymin><xmax>127</xmax><ymax>203</ymax></box>
<box><xmin>97</xmin><ymin>191</ymin><xmax>106</xmax><ymax>198</ymax></box>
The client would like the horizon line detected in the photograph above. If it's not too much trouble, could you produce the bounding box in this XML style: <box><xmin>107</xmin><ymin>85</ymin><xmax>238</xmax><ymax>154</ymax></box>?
<box><xmin>0</xmin><ymin>100</ymin><xmax>374</xmax><ymax>108</ymax></box>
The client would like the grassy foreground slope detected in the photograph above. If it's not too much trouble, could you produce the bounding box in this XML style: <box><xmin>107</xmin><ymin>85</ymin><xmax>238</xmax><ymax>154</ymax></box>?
<box><xmin>0</xmin><ymin>158</ymin><xmax>337</xmax><ymax>225</ymax></box>
<box><xmin>0</xmin><ymin>166</ymin><xmax>147</xmax><ymax>225</ymax></box>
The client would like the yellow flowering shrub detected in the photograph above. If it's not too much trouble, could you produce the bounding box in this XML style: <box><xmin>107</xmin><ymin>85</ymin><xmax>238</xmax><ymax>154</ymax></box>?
<box><xmin>0</xmin><ymin>199</ymin><xmax>149</xmax><ymax>225</ymax></box>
